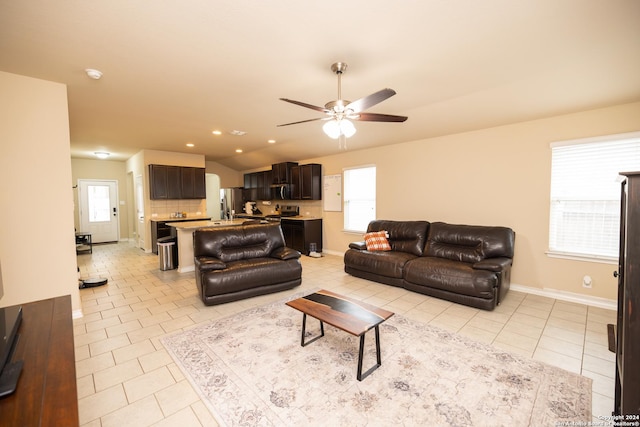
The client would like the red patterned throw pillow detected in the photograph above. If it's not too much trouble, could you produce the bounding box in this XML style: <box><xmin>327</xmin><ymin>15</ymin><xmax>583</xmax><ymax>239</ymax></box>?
<box><xmin>364</xmin><ymin>230</ymin><xmax>391</xmax><ymax>251</ymax></box>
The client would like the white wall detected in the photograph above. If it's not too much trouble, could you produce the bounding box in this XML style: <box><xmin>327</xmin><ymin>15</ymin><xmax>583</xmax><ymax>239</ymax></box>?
<box><xmin>0</xmin><ymin>71</ymin><xmax>80</xmax><ymax>312</ymax></box>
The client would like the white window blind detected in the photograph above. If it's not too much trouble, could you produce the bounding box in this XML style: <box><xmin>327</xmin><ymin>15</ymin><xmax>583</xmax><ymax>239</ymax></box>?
<box><xmin>344</xmin><ymin>166</ymin><xmax>376</xmax><ymax>232</ymax></box>
<box><xmin>549</xmin><ymin>132</ymin><xmax>640</xmax><ymax>260</ymax></box>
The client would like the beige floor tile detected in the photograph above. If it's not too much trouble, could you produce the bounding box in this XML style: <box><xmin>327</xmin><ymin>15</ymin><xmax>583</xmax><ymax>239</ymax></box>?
<box><xmin>89</xmin><ymin>334</ymin><xmax>132</xmax><ymax>356</ymax></box>
<box><xmin>123</xmin><ymin>366</ymin><xmax>176</xmax><ymax>403</ymax></box>
<box><xmin>101</xmin><ymin>394</ymin><xmax>165</xmax><ymax>427</ymax></box>
<box><xmin>78</xmin><ymin>384</ymin><xmax>128</xmax><ymax>425</ymax></box>
<box><xmin>112</xmin><ymin>340</ymin><xmax>157</xmax><ymax>364</ymax></box>
<box><xmin>76</xmin><ymin>352</ymin><xmax>116</xmax><ymax>378</ymax></box>
<box><xmin>532</xmin><ymin>347</ymin><xmax>582</xmax><ymax>374</ymax></box>
<box><xmin>94</xmin><ymin>358</ymin><xmax>144</xmax><ymax>392</ymax></box>
<box><xmin>155</xmin><ymin>379</ymin><xmax>200</xmax><ymax>417</ymax></box>
<box><xmin>191</xmin><ymin>401</ymin><xmax>220</xmax><ymax>426</ymax></box>
<box><xmin>537</xmin><ymin>334</ymin><xmax>584</xmax><ymax>359</ymax></box>
<box><xmin>582</xmin><ymin>353</ymin><xmax>615</xmax><ymax>378</ymax></box>
<box><xmin>138</xmin><ymin>349</ymin><xmax>174</xmax><ymax>373</ymax></box>
<box><xmin>152</xmin><ymin>407</ymin><xmax>203</xmax><ymax>427</ymax></box>
<box><xmin>494</xmin><ymin>330</ymin><xmax>539</xmax><ymax>353</ymax></box>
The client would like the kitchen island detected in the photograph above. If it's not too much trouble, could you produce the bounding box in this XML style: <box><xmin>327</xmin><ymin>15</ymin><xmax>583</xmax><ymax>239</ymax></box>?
<box><xmin>166</xmin><ymin>219</ymin><xmax>246</xmax><ymax>272</ymax></box>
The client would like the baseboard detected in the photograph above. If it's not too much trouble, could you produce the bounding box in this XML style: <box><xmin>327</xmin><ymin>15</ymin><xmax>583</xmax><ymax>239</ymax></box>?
<box><xmin>510</xmin><ymin>283</ymin><xmax>616</xmax><ymax>311</ymax></box>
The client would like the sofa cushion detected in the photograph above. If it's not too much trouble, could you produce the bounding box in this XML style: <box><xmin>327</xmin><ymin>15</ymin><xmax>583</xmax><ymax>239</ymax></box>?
<box><xmin>200</xmin><ymin>257</ymin><xmax>301</xmax><ymax>296</ymax></box>
<box><xmin>404</xmin><ymin>257</ymin><xmax>497</xmax><ymax>299</ymax></box>
<box><xmin>425</xmin><ymin>222</ymin><xmax>515</xmax><ymax>263</ymax></box>
<box><xmin>364</xmin><ymin>230</ymin><xmax>391</xmax><ymax>251</ymax></box>
<box><xmin>366</xmin><ymin>220</ymin><xmax>430</xmax><ymax>256</ymax></box>
<box><xmin>344</xmin><ymin>249</ymin><xmax>416</xmax><ymax>279</ymax></box>
<box><xmin>194</xmin><ymin>223</ymin><xmax>285</xmax><ymax>262</ymax></box>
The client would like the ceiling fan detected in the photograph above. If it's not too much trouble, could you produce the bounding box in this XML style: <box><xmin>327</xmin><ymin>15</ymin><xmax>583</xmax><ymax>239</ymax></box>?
<box><xmin>278</xmin><ymin>62</ymin><xmax>408</xmax><ymax>149</ymax></box>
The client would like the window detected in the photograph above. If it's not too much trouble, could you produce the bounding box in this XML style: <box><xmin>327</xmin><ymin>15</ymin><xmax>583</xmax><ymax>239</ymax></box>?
<box><xmin>549</xmin><ymin>132</ymin><xmax>640</xmax><ymax>261</ymax></box>
<box><xmin>344</xmin><ymin>166</ymin><xmax>376</xmax><ymax>232</ymax></box>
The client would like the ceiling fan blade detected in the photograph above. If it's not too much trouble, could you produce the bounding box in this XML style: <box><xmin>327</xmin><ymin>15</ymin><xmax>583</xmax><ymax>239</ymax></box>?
<box><xmin>353</xmin><ymin>112</ymin><xmax>408</xmax><ymax>122</ymax></box>
<box><xmin>279</xmin><ymin>98</ymin><xmax>330</xmax><ymax>113</ymax></box>
<box><xmin>346</xmin><ymin>88</ymin><xmax>397</xmax><ymax>113</ymax></box>
<box><xmin>277</xmin><ymin>117</ymin><xmax>325</xmax><ymax>127</ymax></box>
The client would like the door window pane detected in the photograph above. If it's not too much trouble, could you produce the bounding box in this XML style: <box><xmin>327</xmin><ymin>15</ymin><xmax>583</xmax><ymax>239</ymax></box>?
<box><xmin>88</xmin><ymin>185</ymin><xmax>111</xmax><ymax>222</ymax></box>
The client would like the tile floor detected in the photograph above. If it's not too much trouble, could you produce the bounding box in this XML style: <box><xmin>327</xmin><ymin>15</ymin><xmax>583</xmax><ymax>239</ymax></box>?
<box><xmin>75</xmin><ymin>242</ymin><xmax>617</xmax><ymax>426</ymax></box>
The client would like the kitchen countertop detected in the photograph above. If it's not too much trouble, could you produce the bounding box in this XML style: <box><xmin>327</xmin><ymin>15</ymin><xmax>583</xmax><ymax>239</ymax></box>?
<box><xmin>151</xmin><ymin>216</ymin><xmax>211</xmax><ymax>222</ymax></box>
<box><xmin>165</xmin><ymin>219</ymin><xmax>246</xmax><ymax>229</ymax></box>
<box><xmin>235</xmin><ymin>214</ymin><xmax>322</xmax><ymax>221</ymax></box>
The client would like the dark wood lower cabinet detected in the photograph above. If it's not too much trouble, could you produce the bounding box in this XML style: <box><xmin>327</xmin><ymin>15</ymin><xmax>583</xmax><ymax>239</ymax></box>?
<box><xmin>281</xmin><ymin>218</ymin><xmax>322</xmax><ymax>255</ymax></box>
<box><xmin>0</xmin><ymin>296</ymin><xmax>79</xmax><ymax>426</ymax></box>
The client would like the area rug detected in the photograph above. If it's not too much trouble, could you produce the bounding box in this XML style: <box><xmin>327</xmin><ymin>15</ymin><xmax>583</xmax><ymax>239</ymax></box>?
<box><xmin>162</xmin><ymin>292</ymin><xmax>592</xmax><ymax>426</ymax></box>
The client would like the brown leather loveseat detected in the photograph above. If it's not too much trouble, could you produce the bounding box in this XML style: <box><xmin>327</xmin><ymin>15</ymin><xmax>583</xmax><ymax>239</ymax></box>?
<box><xmin>193</xmin><ymin>222</ymin><xmax>302</xmax><ymax>305</ymax></box>
<box><xmin>344</xmin><ymin>220</ymin><xmax>515</xmax><ymax>310</ymax></box>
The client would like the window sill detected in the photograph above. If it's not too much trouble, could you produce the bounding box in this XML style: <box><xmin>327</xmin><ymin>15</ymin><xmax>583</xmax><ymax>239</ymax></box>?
<box><xmin>545</xmin><ymin>250</ymin><xmax>618</xmax><ymax>265</ymax></box>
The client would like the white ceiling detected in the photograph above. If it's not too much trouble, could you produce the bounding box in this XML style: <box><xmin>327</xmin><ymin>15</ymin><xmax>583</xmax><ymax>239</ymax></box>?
<box><xmin>1</xmin><ymin>1</ymin><xmax>639</xmax><ymax>171</ymax></box>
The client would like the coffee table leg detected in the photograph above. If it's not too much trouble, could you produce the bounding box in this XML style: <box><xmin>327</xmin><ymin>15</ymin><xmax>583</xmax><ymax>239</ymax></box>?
<box><xmin>300</xmin><ymin>313</ymin><xmax>324</xmax><ymax>347</ymax></box>
<box><xmin>357</xmin><ymin>325</ymin><xmax>382</xmax><ymax>381</ymax></box>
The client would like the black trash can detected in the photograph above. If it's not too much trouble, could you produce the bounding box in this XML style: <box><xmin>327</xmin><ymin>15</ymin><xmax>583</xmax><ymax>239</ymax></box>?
<box><xmin>157</xmin><ymin>236</ymin><xmax>178</xmax><ymax>271</ymax></box>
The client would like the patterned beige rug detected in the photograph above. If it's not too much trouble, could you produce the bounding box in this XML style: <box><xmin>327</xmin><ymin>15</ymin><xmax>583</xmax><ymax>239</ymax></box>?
<box><xmin>162</xmin><ymin>292</ymin><xmax>592</xmax><ymax>426</ymax></box>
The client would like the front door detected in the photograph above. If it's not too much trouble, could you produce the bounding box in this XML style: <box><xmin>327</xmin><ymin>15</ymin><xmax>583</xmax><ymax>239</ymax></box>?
<box><xmin>78</xmin><ymin>179</ymin><xmax>119</xmax><ymax>243</ymax></box>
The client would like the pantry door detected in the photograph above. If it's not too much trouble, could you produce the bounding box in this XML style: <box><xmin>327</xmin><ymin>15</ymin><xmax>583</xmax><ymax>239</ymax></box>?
<box><xmin>78</xmin><ymin>179</ymin><xmax>119</xmax><ymax>243</ymax></box>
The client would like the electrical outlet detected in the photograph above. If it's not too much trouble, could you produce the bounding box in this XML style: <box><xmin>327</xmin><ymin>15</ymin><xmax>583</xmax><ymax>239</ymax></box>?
<box><xmin>582</xmin><ymin>275</ymin><xmax>592</xmax><ymax>288</ymax></box>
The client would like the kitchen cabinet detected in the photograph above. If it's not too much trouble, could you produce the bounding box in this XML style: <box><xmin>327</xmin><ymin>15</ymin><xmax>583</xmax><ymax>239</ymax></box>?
<box><xmin>151</xmin><ymin>217</ymin><xmax>210</xmax><ymax>254</ymax></box>
<box><xmin>281</xmin><ymin>218</ymin><xmax>322</xmax><ymax>255</ymax></box>
<box><xmin>272</xmin><ymin>162</ymin><xmax>298</xmax><ymax>184</ymax></box>
<box><xmin>613</xmin><ymin>171</ymin><xmax>640</xmax><ymax>416</ymax></box>
<box><xmin>181</xmin><ymin>167</ymin><xmax>206</xmax><ymax>199</ymax></box>
<box><xmin>149</xmin><ymin>164</ymin><xmax>205</xmax><ymax>200</ymax></box>
<box><xmin>290</xmin><ymin>163</ymin><xmax>322</xmax><ymax>200</ymax></box>
<box><xmin>243</xmin><ymin>170</ymin><xmax>272</xmax><ymax>201</ymax></box>
<box><xmin>301</xmin><ymin>163</ymin><xmax>322</xmax><ymax>200</ymax></box>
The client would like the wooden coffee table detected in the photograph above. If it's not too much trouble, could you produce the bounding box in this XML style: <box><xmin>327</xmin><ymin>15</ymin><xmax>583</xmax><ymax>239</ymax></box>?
<box><xmin>286</xmin><ymin>289</ymin><xmax>394</xmax><ymax>381</ymax></box>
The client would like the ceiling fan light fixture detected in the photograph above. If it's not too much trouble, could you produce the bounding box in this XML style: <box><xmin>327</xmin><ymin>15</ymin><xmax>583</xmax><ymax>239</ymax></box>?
<box><xmin>323</xmin><ymin>119</ymin><xmax>341</xmax><ymax>139</ymax></box>
<box><xmin>340</xmin><ymin>119</ymin><xmax>356</xmax><ymax>138</ymax></box>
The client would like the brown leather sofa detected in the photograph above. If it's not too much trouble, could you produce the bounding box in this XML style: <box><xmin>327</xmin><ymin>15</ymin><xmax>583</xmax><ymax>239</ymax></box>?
<box><xmin>193</xmin><ymin>222</ymin><xmax>302</xmax><ymax>305</ymax></box>
<box><xmin>344</xmin><ymin>220</ymin><xmax>515</xmax><ymax>310</ymax></box>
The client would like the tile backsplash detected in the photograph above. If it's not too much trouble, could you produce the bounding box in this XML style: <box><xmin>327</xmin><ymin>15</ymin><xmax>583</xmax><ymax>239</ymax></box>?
<box><xmin>150</xmin><ymin>199</ymin><xmax>207</xmax><ymax>219</ymax></box>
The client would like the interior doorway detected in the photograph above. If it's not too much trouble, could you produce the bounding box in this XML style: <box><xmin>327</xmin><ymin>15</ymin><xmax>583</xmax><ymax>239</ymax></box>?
<box><xmin>78</xmin><ymin>179</ymin><xmax>119</xmax><ymax>243</ymax></box>
<box><xmin>206</xmin><ymin>173</ymin><xmax>221</xmax><ymax>220</ymax></box>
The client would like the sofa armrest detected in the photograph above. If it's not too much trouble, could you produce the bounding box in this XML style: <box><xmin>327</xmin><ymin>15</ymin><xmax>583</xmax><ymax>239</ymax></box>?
<box><xmin>349</xmin><ymin>241</ymin><xmax>367</xmax><ymax>250</ymax></box>
<box><xmin>271</xmin><ymin>247</ymin><xmax>301</xmax><ymax>260</ymax></box>
<box><xmin>473</xmin><ymin>257</ymin><xmax>512</xmax><ymax>272</ymax></box>
<box><xmin>195</xmin><ymin>256</ymin><xmax>227</xmax><ymax>271</ymax></box>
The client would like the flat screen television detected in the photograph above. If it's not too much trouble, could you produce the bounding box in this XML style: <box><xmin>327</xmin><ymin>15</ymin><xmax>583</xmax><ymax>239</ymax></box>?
<box><xmin>0</xmin><ymin>259</ymin><xmax>23</xmax><ymax>397</ymax></box>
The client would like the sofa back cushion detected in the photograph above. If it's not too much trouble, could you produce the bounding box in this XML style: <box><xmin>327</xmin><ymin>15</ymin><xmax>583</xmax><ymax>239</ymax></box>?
<box><xmin>425</xmin><ymin>222</ymin><xmax>515</xmax><ymax>263</ymax></box>
<box><xmin>193</xmin><ymin>223</ymin><xmax>285</xmax><ymax>262</ymax></box>
<box><xmin>366</xmin><ymin>220</ymin><xmax>430</xmax><ymax>256</ymax></box>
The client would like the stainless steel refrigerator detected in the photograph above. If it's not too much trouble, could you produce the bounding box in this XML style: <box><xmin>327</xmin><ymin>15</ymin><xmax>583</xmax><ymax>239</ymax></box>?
<box><xmin>220</xmin><ymin>188</ymin><xmax>244</xmax><ymax>220</ymax></box>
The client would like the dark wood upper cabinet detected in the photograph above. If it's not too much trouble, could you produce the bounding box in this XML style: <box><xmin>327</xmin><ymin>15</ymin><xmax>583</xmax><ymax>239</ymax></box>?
<box><xmin>290</xmin><ymin>166</ymin><xmax>301</xmax><ymax>200</ymax></box>
<box><xmin>149</xmin><ymin>164</ymin><xmax>205</xmax><ymax>200</ymax></box>
<box><xmin>272</xmin><ymin>162</ymin><xmax>298</xmax><ymax>184</ymax></box>
<box><xmin>289</xmin><ymin>163</ymin><xmax>321</xmax><ymax>200</ymax></box>
<box><xmin>301</xmin><ymin>163</ymin><xmax>322</xmax><ymax>200</ymax></box>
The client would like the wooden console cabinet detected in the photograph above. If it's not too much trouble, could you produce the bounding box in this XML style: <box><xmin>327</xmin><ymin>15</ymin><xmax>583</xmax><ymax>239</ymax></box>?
<box><xmin>613</xmin><ymin>171</ymin><xmax>640</xmax><ymax>416</ymax></box>
<box><xmin>0</xmin><ymin>295</ymin><xmax>79</xmax><ymax>426</ymax></box>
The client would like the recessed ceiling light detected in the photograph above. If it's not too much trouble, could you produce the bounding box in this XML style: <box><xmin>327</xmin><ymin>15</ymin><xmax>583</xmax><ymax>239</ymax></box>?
<box><xmin>268</xmin><ymin>139</ymin><xmax>276</xmax><ymax>144</ymax></box>
<box><xmin>85</xmin><ymin>68</ymin><xmax>103</xmax><ymax>80</ymax></box>
<box><xmin>186</xmin><ymin>143</ymin><xmax>194</xmax><ymax>147</ymax></box>
<box><xmin>212</xmin><ymin>130</ymin><xmax>222</xmax><ymax>135</ymax></box>
<box><xmin>229</xmin><ymin>130</ymin><xmax>247</xmax><ymax>136</ymax></box>
<box><xmin>94</xmin><ymin>151</ymin><xmax>110</xmax><ymax>159</ymax></box>
<box><xmin>235</xmin><ymin>149</ymin><xmax>243</xmax><ymax>153</ymax></box>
